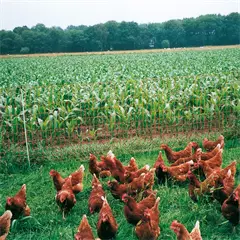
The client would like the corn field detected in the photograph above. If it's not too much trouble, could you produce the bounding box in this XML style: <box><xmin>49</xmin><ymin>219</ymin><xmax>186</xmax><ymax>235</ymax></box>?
<box><xmin>0</xmin><ymin>48</ymin><xmax>240</xmax><ymax>148</ymax></box>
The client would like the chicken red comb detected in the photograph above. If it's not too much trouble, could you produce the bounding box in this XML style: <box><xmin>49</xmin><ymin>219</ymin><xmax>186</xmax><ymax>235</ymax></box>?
<box><xmin>170</xmin><ymin>220</ymin><xmax>182</xmax><ymax>233</ymax></box>
<box><xmin>161</xmin><ymin>165</ymin><xmax>168</xmax><ymax>172</ymax></box>
<box><xmin>49</xmin><ymin>169</ymin><xmax>57</xmax><ymax>176</ymax></box>
<box><xmin>6</xmin><ymin>197</ymin><xmax>12</xmax><ymax>205</ymax></box>
<box><xmin>192</xmin><ymin>142</ymin><xmax>199</xmax><ymax>148</ymax></box>
<box><xmin>194</xmin><ymin>162</ymin><xmax>200</xmax><ymax>168</ymax></box>
<box><xmin>121</xmin><ymin>193</ymin><xmax>128</xmax><ymax>200</ymax></box>
<box><xmin>160</xmin><ymin>144</ymin><xmax>167</xmax><ymax>149</ymax></box>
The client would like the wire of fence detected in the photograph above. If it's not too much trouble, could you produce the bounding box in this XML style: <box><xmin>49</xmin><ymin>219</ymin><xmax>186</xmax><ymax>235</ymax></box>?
<box><xmin>0</xmin><ymin>74</ymin><xmax>239</xmax><ymax>163</ymax></box>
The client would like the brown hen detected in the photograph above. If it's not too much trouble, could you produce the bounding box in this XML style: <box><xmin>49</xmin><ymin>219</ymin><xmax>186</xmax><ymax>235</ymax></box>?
<box><xmin>5</xmin><ymin>184</ymin><xmax>31</xmax><ymax>219</ymax></box>
<box><xmin>143</xmin><ymin>168</ymin><xmax>156</xmax><ymax>189</ymax></box>
<box><xmin>129</xmin><ymin>173</ymin><xmax>146</xmax><ymax>193</ymax></box>
<box><xmin>170</xmin><ymin>220</ymin><xmax>202</xmax><ymax>240</ymax></box>
<box><xmin>171</xmin><ymin>148</ymin><xmax>201</xmax><ymax>166</ymax></box>
<box><xmin>221</xmin><ymin>184</ymin><xmax>240</xmax><ymax>230</ymax></box>
<box><xmin>0</xmin><ymin>210</ymin><xmax>12</xmax><ymax>240</ymax></box>
<box><xmin>194</xmin><ymin>149</ymin><xmax>223</xmax><ymax>177</ymax></box>
<box><xmin>124</xmin><ymin>157</ymin><xmax>138</xmax><ymax>172</ymax></box>
<box><xmin>89</xmin><ymin>153</ymin><xmax>106</xmax><ymax>177</ymax></box>
<box><xmin>88</xmin><ymin>174</ymin><xmax>105</xmax><ymax>214</ymax></box>
<box><xmin>50</xmin><ymin>165</ymin><xmax>85</xmax><ymax>194</ymax></box>
<box><xmin>124</xmin><ymin>165</ymin><xmax>150</xmax><ymax>183</ymax></box>
<box><xmin>70</xmin><ymin>165</ymin><xmax>85</xmax><ymax>194</ymax></box>
<box><xmin>56</xmin><ymin>176</ymin><xmax>76</xmax><ymax>219</ymax></box>
<box><xmin>49</xmin><ymin>170</ymin><xmax>65</xmax><ymax>191</ymax></box>
<box><xmin>200</xmin><ymin>143</ymin><xmax>221</xmax><ymax>160</ymax></box>
<box><xmin>97</xmin><ymin>196</ymin><xmax>118</xmax><ymax>240</ymax></box>
<box><xmin>202</xmin><ymin>135</ymin><xmax>224</xmax><ymax>152</ymax></box>
<box><xmin>135</xmin><ymin>197</ymin><xmax>160</xmax><ymax>240</ymax></box>
<box><xmin>108</xmin><ymin>174</ymin><xmax>146</xmax><ymax>200</ymax></box>
<box><xmin>122</xmin><ymin>193</ymin><xmax>156</xmax><ymax>225</ymax></box>
<box><xmin>162</xmin><ymin>160</ymin><xmax>194</xmax><ymax>182</ymax></box>
<box><xmin>108</xmin><ymin>152</ymin><xmax>126</xmax><ymax>183</ymax></box>
<box><xmin>213</xmin><ymin>168</ymin><xmax>235</xmax><ymax>204</ymax></box>
<box><xmin>187</xmin><ymin>163</ymin><xmax>234</xmax><ymax>202</ymax></box>
<box><xmin>75</xmin><ymin>215</ymin><xmax>95</xmax><ymax>240</ymax></box>
<box><xmin>107</xmin><ymin>180</ymin><xmax>128</xmax><ymax>199</ymax></box>
<box><xmin>153</xmin><ymin>151</ymin><xmax>168</xmax><ymax>184</ymax></box>
<box><xmin>160</xmin><ymin>142</ymin><xmax>193</xmax><ymax>163</ymax></box>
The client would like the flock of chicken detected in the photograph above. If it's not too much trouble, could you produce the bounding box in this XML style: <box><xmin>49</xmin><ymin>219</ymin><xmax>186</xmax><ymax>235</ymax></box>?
<box><xmin>0</xmin><ymin>135</ymin><xmax>239</xmax><ymax>240</ymax></box>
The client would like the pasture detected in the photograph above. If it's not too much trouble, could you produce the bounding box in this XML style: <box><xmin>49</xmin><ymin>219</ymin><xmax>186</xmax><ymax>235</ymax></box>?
<box><xmin>0</xmin><ymin>137</ymin><xmax>240</xmax><ymax>239</ymax></box>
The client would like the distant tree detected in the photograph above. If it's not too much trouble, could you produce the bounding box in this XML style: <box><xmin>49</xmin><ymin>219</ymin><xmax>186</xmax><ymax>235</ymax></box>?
<box><xmin>21</xmin><ymin>30</ymin><xmax>35</xmax><ymax>53</ymax></box>
<box><xmin>13</xmin><ymin>26</ymin><xmax>29</xmax><ymax>35</ymax></box>
<box><xmin>155</xmin><ymin>24</ymin><xmax>166</xmax><ymax>48</ymax></box>
<box><xmin>223</xmin><ymin>12</ymin><xmax>240</xmax><ymax>45</ymax></box>
<box><xmin>48</xmin><ymin>27</ymin><xmax>64</xmax><ymax>52</ymax></box>
<box><xmin>66</xmin><ymin>25</ymin><xmax>88</xmax><ymax>31</ymax></box>
<box><xmin>68</xmin><ymin>29</ymin><xmax>87</xmax><ymax>52</ymax></box>
<box><xmin>0</xmin><ymin>30</ymin><xmax>20</xmax><ymax>54</ymax></box>
<box><xmin>20</xmin><ymin>47</ymin><xmax>30</xmax><ymax>54</ymax></box>
<box><xmin>85</xmin><ymin>24</ymin><xmax>109</xmax><ymax>51</ymax></box>
<box><xmin>32</xmin><ymin>24</ymin><xmax>48</xmax><ymax>33</ymax></box>
<box><xmin>0</xmin><ymin>12</ymin><xmax>239</xmax><ymax>54</ymax></box>
<box><xmin>161</xmin><ymin>40</ymin><xmax>170</xmax><ymax>48</ymax></box>
<box><xmin>164</xmin><ymin>20</ymin><xmax>186</xmax><ymax>47</ymax></box>
<box><xmin>105</xmin><ymin>21</ymin><xmax>119</xmax><ymax>50</ymax></box>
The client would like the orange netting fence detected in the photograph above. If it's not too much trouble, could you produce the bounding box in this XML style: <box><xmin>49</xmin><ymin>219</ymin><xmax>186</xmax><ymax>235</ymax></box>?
<box><xmin>0</xmin><ymin>74</ymin><xmax>239</xmax><ymax>164</ymax></box>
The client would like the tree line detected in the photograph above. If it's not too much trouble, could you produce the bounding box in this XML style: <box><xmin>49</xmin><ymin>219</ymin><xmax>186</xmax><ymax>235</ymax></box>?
<box><xmin>0</xmin><ymin>12</ymin><xmax>239</xmax><ymax>54</ymax></box>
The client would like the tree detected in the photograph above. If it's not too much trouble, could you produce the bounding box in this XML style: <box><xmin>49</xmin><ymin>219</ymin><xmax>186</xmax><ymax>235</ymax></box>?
<box><xmin>85</xmin><ymin>24</ymin><xmax>109</xmax><ymax>51</ymax></box>
<box><xmin>161</xmin><ymin>40</ymin><xmax>170</xmax><ymax>48</ymax></box>
<box><xmin>13</xmin><ymin>26</ymin><xmax>29</xmax><ymax>35</ymax></box>
<box><xmin>48</xmin><ymin>27</ymin><xmax>64</xmax><ymax>52</ymax></box>
<box><xmin>68</xmin><ymin>30</ymin><xmax>87</xmax><ymax>52</ymax></box>
<box><xmin>20</xmin><ymin>47</ymin><xmax>30</xmax><ymax>54</ymax></box>
<box><xmin>223</xmin><ymin>13</ymin><xmax>240</xmax><ymax>45</ymax></box>
<box><xmin>0</xmin><ymin>12</ymin><xmax>239</xmax><ymax>54</ymax></box>
<box><xmin>105</xmin><ymin>21</ymin><xmax>119</xmax><ymax>50</ymax></box>
<box><xmin>164</xmin><ymin>20</ymin><xmax>186</xmax><ymax>47</ymax></box>
<box><xmin>0</xmin><ymin>30</ymin><xmax>21</xmax><ymax>54</ymax></box>
<box><xmin>21</xmin><ymin>30</ymin><xmax>35</xmax><ymax>53</ymax></box>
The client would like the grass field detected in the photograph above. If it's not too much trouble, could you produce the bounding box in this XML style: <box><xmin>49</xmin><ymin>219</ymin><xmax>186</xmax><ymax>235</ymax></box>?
<box><xmin>0</xmin><ymin>137</ymin><xmax>239</xmax><ymax>240</ymax></box>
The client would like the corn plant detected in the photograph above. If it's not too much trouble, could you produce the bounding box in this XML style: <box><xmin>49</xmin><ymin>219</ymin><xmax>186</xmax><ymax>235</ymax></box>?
<box><xmin>0</xmin><ymin>48</ymin><xmax>239</xmax><ymax>146</ymax></box>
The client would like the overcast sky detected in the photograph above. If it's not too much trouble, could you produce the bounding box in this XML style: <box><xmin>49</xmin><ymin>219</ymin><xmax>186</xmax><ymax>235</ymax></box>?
<box><xmin>1</xmin><ymin>0</ymin><xmax>239</xmax><ymax>30</ymax></box>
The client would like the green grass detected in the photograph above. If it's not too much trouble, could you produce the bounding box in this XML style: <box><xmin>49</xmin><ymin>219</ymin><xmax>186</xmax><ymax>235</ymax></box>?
<box><xmin>0</xmin><ymin>138</ymin><xmax>240</xmax><ymax>240</ymax></box>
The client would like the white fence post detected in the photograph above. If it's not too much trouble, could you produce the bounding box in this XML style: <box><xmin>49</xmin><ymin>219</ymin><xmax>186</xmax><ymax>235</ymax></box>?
<box><xmin>21</xmin><ymin>88</ymin><xmax>30</xmax><ymax>167</ymax></box>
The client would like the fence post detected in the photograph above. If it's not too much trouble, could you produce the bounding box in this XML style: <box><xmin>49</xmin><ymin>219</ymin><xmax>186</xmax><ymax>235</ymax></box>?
<box><xmin>21</xmin><ymin>88</ymin><xmax>30</xmax><ymax>168</ymax></box>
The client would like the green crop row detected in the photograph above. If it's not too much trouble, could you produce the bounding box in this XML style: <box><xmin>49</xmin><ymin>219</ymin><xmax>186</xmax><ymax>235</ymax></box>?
<box><xmin>0</xmin><ymin>49</ymin><xmax>240</xmax><ymax>146</ymax></box>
